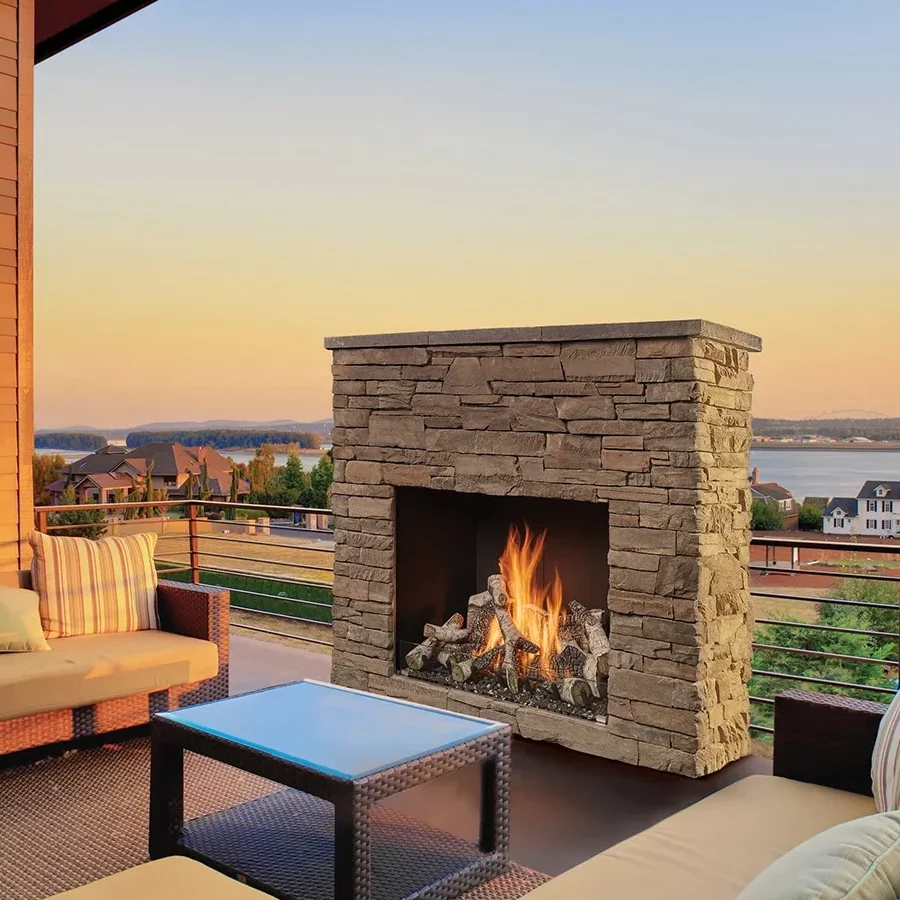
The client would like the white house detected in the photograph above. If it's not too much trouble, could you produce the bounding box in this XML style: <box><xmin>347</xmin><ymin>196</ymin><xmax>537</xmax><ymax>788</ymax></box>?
<box><xmin>823</xmin><ymin>481</ymin><xmax>900</xmax><ymax>537</ymax></box>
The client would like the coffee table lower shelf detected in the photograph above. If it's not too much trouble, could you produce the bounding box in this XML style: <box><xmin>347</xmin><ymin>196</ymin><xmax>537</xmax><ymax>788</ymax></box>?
<box><xmin>179</xmin><ymin>788</ymin><xmax>508</xmax><ymax>900</ymax></box>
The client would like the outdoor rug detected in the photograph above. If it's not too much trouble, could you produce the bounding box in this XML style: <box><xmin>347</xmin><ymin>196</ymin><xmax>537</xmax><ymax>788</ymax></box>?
<box><xmin>0</xmin><ymin>739</ymin><xmax>550</xmax><ymax>900</ymax></box>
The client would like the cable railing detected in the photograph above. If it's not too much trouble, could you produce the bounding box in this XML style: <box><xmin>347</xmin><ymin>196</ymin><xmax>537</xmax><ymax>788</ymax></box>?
<box><xmin>34</xmin><ymin>498</ymin><xmax>336</xmax><ymax>647</ymax></box>
<box><xmin>33</xmin><ymin>500</ymin><xmax>900</xmax><ymax>738</ymax></box>
<box><xmin>748</xmin><ymin>535</ymin><xmax>900</xmax><ymax>736</ymax></box>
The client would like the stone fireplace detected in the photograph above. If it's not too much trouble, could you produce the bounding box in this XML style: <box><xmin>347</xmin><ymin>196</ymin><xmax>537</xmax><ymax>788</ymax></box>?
<box><xmin>325</xmin><ymin>319</ymin><xmax>762</xmax><ymax>777</ymax></box>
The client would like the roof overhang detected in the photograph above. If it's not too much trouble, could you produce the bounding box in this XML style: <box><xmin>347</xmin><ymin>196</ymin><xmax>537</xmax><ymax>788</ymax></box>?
<box><xmin>36</xmin><ymin>0</ymin><xmax>159</xmax><ymax>63</ymax></box>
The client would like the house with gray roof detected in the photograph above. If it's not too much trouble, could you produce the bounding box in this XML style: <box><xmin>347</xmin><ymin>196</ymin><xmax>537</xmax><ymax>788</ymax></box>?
<box><xmin>823</xmin><ymin>481</ymin><xmax>900</xmax><ymax>537</ymax></box>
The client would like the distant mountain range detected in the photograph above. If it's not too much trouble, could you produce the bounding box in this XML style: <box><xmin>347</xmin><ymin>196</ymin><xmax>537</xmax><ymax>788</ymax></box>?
<box><xmin>37</xmin><ymin>419</ymin><xmax>334</xmax><ymax>440</ymax></box>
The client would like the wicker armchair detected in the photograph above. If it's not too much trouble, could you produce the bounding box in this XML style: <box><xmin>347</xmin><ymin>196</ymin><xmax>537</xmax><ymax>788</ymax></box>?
<box><xmin>0</xmin><ymin>580</ymin><xmax>230</xmax><ymax>757</ymax></box>
<box><xmin>774</xmin><ymin>688</ymin><xmax>889</xmax><ymax>795</ymax></box>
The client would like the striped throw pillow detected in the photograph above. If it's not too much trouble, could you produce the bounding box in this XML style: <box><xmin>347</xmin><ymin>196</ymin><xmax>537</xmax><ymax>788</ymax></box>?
<box><xmin>30</xmin><ymin>531</ymin><xmax>160</xmax><ymax>639</ymax></box>
<box><xmin>873</xmin><ymin>691</ymin><xmax>900</xmax><ymax>811</ymax></box>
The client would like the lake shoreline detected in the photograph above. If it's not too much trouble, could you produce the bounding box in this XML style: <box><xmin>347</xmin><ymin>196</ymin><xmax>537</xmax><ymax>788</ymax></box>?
<box><xmin>753</xmin><ymin>442</ymin><xmax>900</xmax><ymax>452</ymax></box>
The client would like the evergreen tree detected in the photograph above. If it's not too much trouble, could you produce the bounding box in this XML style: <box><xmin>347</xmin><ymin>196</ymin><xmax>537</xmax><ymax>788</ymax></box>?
<box><xmin>308</xmin><ymin>454</ymin><xmax>334</xmax><ymax>509</ymax></box>
<box><xmin>282</xmin><ymin>448</ymin><xmax>310</xmax><ymax>504</ymax></box>
<box><xmin>183</xmin><ymin>470</ymin><xmax>197</xmax><ymax>503</ymax></box>
<box><xmin>141</xmin><ymin>461</ymin><xmax>156</xmax><ymax>518</ymax></box>
<box><xmin>226</xmin><ymin>466</ymin><xmax>240</xmax><ymax>520</ymax></box>
<box><xmin>50</xmin><ymin>484</ymin><xmax>107</xmax><ymax>540</ymax></box>
<box><xmin>199</xmin><ymin>461</ymin><xmax>212</xmax><ymax>502</ymax></box>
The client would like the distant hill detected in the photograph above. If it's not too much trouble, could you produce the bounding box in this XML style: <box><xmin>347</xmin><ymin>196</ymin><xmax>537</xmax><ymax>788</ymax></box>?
<box><xmin>754</xmin><ymin>418</ymin><xmax>900</xmax><ymax>442</ymax></box>
<box><xmin>37</xmin><ymin>419</ymin><xmax>333</xmax><ymax>441</ymax></box>
<box><xmin>126</xmin><ymin>429</ymin><xmax>322</xmax><ymax>451</ymax></box>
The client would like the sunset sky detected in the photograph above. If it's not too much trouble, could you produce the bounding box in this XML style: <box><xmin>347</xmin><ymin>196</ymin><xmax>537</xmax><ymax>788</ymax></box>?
<box><xmin>34</xmin><ymin>2</ymin><xmax>899</xmax><ymax>427</ymax></box>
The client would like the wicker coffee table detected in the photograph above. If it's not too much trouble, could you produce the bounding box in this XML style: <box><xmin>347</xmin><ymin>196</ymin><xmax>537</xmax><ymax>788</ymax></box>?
<box><xmin>149</xmin><ymin>680</ymin><xmax>511</xmax><ymax>900</ymax></box>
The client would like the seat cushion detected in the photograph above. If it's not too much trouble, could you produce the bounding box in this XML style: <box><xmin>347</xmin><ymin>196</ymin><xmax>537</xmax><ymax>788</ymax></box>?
<box><xmin>521</xmin><ymin>775</ymin><xmax>876</xmax><ymax>900</ymax></box>
<box><xmin>30</xmin><ymin>531</ymin><xmax>159</xmax><ymax>639</ymax></box>
<box><xmin>0</xmin><ymin>630</ymin><xmax>218</xmax><ymax>722</ymax></box>
<box><xmin>48</xmin><ymin>857</ymin><xmax>269</xmax><ymax>899</ymax></box>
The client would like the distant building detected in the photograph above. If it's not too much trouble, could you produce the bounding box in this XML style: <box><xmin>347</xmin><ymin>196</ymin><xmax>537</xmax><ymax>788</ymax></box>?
<box><xmin>823</xmin><ymin>481</ymin><xmax>900</xmax><ymax>537</ymax></box>
<box><xmin>749</xmin><ymin>467</ymin><xmax>798</xmax><ymax>528</ymax></box>
<box><xmin>48</xmin><ymin>442</ymin><xmax>249</xmax><ymax>505</ymax></box>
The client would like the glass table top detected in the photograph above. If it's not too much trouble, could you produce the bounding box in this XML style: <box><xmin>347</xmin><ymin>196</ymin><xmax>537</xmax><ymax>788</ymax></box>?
<box><xmin>157</xmin><ymin>680</ymin><xmax>503</xmax><ymax>780</ymax></box>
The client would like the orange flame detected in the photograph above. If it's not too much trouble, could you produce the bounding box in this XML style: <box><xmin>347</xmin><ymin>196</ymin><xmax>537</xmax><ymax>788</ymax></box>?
<box><xmin>483</xmin><ymin>524</ymin><xmax>565</xmax><ymax>680</ymax></box>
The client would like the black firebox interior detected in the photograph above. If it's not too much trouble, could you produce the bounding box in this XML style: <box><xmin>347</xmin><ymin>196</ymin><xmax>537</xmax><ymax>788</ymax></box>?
<box><xmin>394</xmin><ymin>487</ymin><xmax>610</xmax><ymax>669</ymax></box>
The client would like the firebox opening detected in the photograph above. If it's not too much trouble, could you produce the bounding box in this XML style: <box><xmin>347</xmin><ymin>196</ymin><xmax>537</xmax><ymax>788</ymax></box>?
<box><xmin>395</xmin><ymin>487</ymin><xmax>610</xmax><ymax>721</ymax></box>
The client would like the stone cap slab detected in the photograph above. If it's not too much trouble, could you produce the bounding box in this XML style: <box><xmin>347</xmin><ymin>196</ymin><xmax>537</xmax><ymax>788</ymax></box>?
<box><xmin>325</xmin><ymin>319</ymin><xmax>762</xmax><ymax>352</ymax></box>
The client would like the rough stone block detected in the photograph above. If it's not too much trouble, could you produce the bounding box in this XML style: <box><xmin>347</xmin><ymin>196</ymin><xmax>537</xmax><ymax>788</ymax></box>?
<box><xmin>609</xmin><ymin>526</ymin><xmax>676</xmax><ymax>555</ymax></box>
<box><xmin>515</xmin><ymin>708</ymin><xmax>638</xmax><ymax>764</ymax></box>
<box><xmin>562</xmin><ymin>356</ymin><xmax>636</xmax><ymax>381</ymax></box>
<box><xmin>368</xmin><ymin>414</ymin><xmax>426</xmax><ymax>449</ymax></box>
<box><xmin>601</xmin><ymin>450</ymin><xmax>651</xmax><ymax>472</ymax></box>
<box><xmin>482</xmin><ymin>357</ymin><xmax>564</xmax><ymax>382</ymax></box>
<box><xmin>443</xmin><ymin>357</ymin><xmax>490</xmax><ymax>394</ymax></box>
<box><xmin>334</xmin><ymin>347</ymin><xmax>429</xmax><ymax>366</ymax></box>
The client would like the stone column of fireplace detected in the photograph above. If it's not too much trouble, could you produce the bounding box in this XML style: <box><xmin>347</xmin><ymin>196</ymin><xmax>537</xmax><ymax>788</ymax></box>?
<box><xmin>325</xmin><ymin>320</ymin><xmax>761</xmax><ymax>777</ymax></box>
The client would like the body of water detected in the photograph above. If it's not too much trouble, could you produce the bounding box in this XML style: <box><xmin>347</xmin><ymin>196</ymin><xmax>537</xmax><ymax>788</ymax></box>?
<box><xmin>750</xmin><ymin>449</ymin><xmax>900</xmax><ymax>501</ymax></box>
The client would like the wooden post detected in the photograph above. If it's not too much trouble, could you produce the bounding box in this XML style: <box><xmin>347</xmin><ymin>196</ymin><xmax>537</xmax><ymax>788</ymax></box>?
<box><xmin>0</xmin><ymin>0</ymin><xmax>34</xmax><ymax>584</ymax></box>
<box><xmin>188</xmin><ymin>504</ymin><xmax>200</xmax><ymax>584</ymax></box>
<box><xmin>35</xmin><ymin>507</ymin><xmax>47</xmax><ymax>536</ymax></box>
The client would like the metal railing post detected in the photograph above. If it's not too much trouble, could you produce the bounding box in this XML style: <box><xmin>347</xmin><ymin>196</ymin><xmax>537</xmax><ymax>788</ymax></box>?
<box><xmin>188</xmin><ymin>504</ymin><xmax>200</xmax><ymax>585</ymax></box>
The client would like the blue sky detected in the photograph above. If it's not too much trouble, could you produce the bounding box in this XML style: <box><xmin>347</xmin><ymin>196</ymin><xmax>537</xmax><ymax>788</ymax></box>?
<box><xmin>33</xmin><ymin>2</ymin><xmax>900</xmax><ymax>425</ymax></box>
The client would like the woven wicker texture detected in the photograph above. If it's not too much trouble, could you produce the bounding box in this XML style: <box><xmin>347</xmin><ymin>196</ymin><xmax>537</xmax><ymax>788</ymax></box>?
<box><xmin>0</xmin><ymin>581</ymin><xmax>230</xmax><ymax>756</ymax></box>
<box><xmin>0</xmin><ymin>739</ymin><xmax>549</xmax><ymax>900</ymax></box>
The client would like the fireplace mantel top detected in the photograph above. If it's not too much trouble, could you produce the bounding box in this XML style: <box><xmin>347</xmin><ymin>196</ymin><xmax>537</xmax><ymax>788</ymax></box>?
<box><xmin>324</xmin><ymin>318</ymin><xmax>762</xmax><ymax>352</ymax></box>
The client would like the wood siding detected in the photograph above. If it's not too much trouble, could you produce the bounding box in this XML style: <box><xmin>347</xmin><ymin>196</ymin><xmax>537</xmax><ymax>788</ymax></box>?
<box><xmin>0</xmin><ymin>0</ymin><xmax>32</xmax><ymax>584</ymax></box>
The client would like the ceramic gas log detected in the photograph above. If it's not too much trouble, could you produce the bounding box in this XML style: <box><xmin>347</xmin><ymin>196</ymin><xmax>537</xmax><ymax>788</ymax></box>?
<box><xmin>403</xmin><ymin>526</ymin><xmax>610</xmax><ymax>720</ymax></box>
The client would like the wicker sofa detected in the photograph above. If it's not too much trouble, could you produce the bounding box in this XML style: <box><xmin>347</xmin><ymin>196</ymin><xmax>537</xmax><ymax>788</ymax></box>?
<box><xmin>520</xmin><ymin>689</ymin><xmax>886</xmax><ymax>899</ymax></box>
<box><xmin>0</xmin><ymin>579</ymin><xmax>230</xmax><ymax>757</ymax></box>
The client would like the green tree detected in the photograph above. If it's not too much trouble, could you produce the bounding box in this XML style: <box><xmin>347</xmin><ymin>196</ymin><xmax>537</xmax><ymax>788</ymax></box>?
<box><xmin>750</xmin><ymin>578</ymin><xmax>900</xmax><ymax>733</ymax></box>
<box><xmin>183</xmin><ymin>470</ymin><xmax>197</xmax><ymax>503</ymax></box>
<box><xmin>141</xmin><ymin>460</ymin><xmax>157</xmax><ymax>518</ymax></box>
<box><xmin>33</xmin><ymin>452</ymin><xmax>66</xmax><ymax>506</ymax></box>
<box><xmin>125</xmin><ymin>475</ymin><xmax>141</xmax><ymax>520</ymax></box>
<box><xmin>226</xmin><ymin>466</ymin><xmax>240</xmax><ymax>520</ymax></box>
<box><xmin>750</xmin><ymin>499</ymin><xmax>787</xmax><ymax>531</ymax></box>
<box><xmin>308</xmin><ymin>454</ymin><xmax>334</xmax><ymax>509</ymax></box>
<box><xmin>248</xmin><ymin>445</ymin><xmax>277</xmax><ymax>499</ymax></box>
<box><xmin>798</xmin><ymin>502</ymin><xmax>824</xmax><ymax>532</ymax></box>
<box><xmin>199</xmin><ymin>461</ymin><xmax>212</xmax><ymax>502</ymax></box>
<box><xmin>49</xmin><ymin>484</ymin><xmax>107</xmax><ymax>539</ymax></box>
<box><xmin>282</xmin><ymin>448</ymin><xmax>310</xmax><ymax>504</ymax></box>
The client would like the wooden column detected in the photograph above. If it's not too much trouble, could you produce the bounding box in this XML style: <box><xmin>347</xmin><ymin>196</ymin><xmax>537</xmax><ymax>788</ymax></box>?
<box><xmin>0</xmin><ymin>0</ymin><xmax>32</xmax><ymax>583</ymax></box>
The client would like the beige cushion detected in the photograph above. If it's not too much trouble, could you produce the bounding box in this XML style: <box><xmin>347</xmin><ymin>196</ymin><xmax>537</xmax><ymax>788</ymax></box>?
<box><xmin>521</xmin><ymin>775</ymin><xmax>876</xmax><ymax>900</ymax></box>
<box><xmin>737</xmin><ymin>811</ymin><xmax>900</xmax><ymax>900</ymax></box>
<box><xmin>0</xmin><ymin>586</ymin><xmax>50</xmax><ymax>652</ymax></box>
<box><xmin>872</xmin><ymin>690</ymin><xmax>900</xmax><ymax>811</ymax></box>
<box><xmin>49</xmin><ymin>857</ymin><xmax>269</xmax><ymax>899</ymax></box>
<box><xmin>30</xmin><ymin>531</ymin><xmax>159</xmax><ymax>639</ymax></box>
<box><xmin>0</xmin><ymin>630</ymin><xmax>218</xmax><ymax>721</ymax></box>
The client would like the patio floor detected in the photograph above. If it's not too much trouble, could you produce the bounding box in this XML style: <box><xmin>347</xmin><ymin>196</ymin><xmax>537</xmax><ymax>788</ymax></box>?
<box><xmin>231</xmin><ymin>631</ymin><xmax>771</xmax><ymax>878</ymax></box>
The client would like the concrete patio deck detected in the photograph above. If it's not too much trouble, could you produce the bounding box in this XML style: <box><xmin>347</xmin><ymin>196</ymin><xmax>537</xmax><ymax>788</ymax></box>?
<box><xmin>230</xmin><ymin>631</ymin><xmax>771</xmax><ymax>878</ymax></box>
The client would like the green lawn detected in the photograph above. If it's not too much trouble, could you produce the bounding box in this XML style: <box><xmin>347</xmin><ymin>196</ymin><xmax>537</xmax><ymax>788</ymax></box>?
<box><xmin>157</xmin><ymin>563</ymin><xmax>333</xmax><ymax>624</ymax></box>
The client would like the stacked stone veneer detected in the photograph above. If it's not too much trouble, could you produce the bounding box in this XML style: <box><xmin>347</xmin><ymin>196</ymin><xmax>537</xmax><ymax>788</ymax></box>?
<box><xmin>325</xmin><ymin>320</ymin><xmax>762</xmax><ymax>777</ymax></box>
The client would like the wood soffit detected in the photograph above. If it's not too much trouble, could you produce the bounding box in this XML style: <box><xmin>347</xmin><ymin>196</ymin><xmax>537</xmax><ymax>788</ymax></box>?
<box><xmin>36</xmin><ymin>0</ymin><xmax>158</xmax><ymax>63</ymax></box>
